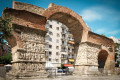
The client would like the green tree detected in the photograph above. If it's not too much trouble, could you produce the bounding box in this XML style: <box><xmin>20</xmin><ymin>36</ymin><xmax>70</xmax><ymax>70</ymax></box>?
<box><xmin>114</xmin><ymin>43</ymin><xmax>119</xmax><ymax>67</ymax></box>
<box><xmin>0</xmin><ymin>15</ymin><xmax>12</xmax><ymax>44</ymax></box>
<box><xmin>0</xmin><ymin>53</ymin><xmax>12</xmax><ymax>64</ymax></box>
<box><xmin>101</xmin><ymin>34</ymin><xmax>106</xmax><ymax>37</ymax></box>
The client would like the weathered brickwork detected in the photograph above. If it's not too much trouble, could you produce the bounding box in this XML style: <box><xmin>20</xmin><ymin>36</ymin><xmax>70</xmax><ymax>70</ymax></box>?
<box><xmin>42</xmin><ymin>4</ymin><xmax>89</xmax><ymax>43</ymax></box>
<box><xmin>13</xmin><ymin>1</ymin><xmax>45</xmax><ymax>15</ymax></box>
<box><xmin>3</xmin><ymin>8</ymin><xmax>46</xmax><ymax>31</ymax></box>
<box><xmin>88</xmin><ymin>31</ymin><xmax>114</xmax><ymax>48</ymax></box>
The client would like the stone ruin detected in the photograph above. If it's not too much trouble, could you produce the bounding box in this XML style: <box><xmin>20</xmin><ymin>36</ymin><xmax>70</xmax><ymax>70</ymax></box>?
<box><xmin>2</xmin><ymin>1</ymin><xmax>115</xmax><ymax>79</ymax></box>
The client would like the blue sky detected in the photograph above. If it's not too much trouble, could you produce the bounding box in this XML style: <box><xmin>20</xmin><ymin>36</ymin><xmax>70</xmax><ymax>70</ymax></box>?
<box><xmin>0</xmin><ymin>0</ymin><xmax>120</xmax><ymax>38</ymax></box>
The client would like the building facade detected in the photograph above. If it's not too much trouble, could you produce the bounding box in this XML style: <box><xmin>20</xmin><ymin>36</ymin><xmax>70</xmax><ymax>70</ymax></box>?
<box><xmin>45</xmin><ymin>20</ymin><xmax>75</xmax><ymax>67</ymax></box>
<box><xmin>110</xmin><ymin>37</ymin><xmax>120</xmax><ymax>66</ymax></box>
<box><xmin>0</xmin><ymin>43</ymin><xmax>11</xmax><ymax>56</ymax></box>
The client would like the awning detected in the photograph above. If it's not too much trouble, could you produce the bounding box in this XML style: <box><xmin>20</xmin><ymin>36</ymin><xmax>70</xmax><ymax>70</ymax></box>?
<box><xmin>68</xmin><ymin>41</ymin><xmax>74</xmax><ymax>44</ymax></box>
<box><xmin>64</xmin><ymin>64</ymin><xmax>73</xmax><ymax>67</ymax></box>
<box><xmin>69</xmin><ymin>59</ymin><xmax>74</xmax><ymax>62</ymax></box>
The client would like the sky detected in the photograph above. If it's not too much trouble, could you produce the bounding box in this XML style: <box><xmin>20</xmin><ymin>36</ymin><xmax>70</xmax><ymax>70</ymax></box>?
<box><xmin>0</xmin><ymin>0</ymin><xmax>120</xmax><ymax>38</ymax></box>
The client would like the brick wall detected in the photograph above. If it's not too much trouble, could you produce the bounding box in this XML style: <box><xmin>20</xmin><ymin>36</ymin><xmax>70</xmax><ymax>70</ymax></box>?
<box><xmin>3</xmin><ymin>8</ymin><xmax>46</xmax><ymax>31</ymax></box>
<box><xmin>88</xmin><ymin>31</ymin><xmax>114</xmax><ymax>48</ymax></box>
<box><xmin>13</xmin><ymin>1</ymin><xmax>45</xmax><ymax>15</ymax></box>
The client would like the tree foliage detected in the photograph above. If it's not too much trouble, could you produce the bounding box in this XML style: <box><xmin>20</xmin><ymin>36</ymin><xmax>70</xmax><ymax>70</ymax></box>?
<box><xmin>0</xmin><ymin>53</ymin><xmax>12</xmax><ymax>64</ymax></box>
<box><xmin>0</xmin><ymin>15</ymin><xmax>12</xmax><ymax>44</ymax></box>
<box><xmin>114</xmin><ymin>43</ymin><xmax>119</xmax><ymax>52</ymax></box>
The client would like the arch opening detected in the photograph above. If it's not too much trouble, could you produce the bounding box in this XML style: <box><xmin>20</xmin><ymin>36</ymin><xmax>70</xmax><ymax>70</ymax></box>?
<box><xmin>42</xmin><ymin>6</ymin><xmax>89</xmax><ymax>68</ymax></box>
<box><xmin>48</xmin><ymin>12</ymin><xmax>83</xmax><ymax>43</ymax></box>
<box><xmin>98</xmin><ymin>50</ymin><xmax>108</xmax><ymax>72</ymax></box>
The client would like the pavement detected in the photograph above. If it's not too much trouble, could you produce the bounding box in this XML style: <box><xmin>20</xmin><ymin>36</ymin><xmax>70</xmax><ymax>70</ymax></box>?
<box><xmin>0</xmin><ymin>77</ymin><xmax>5</xmax><ymax>80</ymax></box>
<box><xmin>17</xmin><ymin>75</ymin><xmax>120</xmax><ymax>80</ymax></box>
<box><xmin>1</xmin><ymin>75</ymin><xmax>120</xmax><ymax>80</ymax></box>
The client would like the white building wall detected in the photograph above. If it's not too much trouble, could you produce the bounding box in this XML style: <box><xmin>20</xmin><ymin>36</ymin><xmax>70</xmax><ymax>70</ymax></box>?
<box><xmin>45</xmin><ymin>20</ymin><xmax>75</xmax><ymax>68</ymax></box>
<box><xmin>45</xmin><ymin>20</ymin><xmax>62</xmax><ymax>67</ymax></box>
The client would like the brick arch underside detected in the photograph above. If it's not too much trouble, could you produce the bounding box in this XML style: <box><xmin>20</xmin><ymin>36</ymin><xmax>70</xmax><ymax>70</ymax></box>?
<box><xmin>42</xmin><ymin>6</ymin><xmax>88</xmax><ymax>43</ymax></box>
<box><xmin>98</xmin><ymin>50</ymin><xmax>108</xmax><ymax>69</ymax></box>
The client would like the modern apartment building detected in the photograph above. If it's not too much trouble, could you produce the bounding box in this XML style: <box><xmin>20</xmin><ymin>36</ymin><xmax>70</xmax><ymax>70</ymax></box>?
<box><xmin>45</xmin><ymin>20</ymin><xmax>75</xmax><ymax>67</ymax></box>
<box><xmin>0</xmin><ymin>43</ymin><xmax>11</xmax><ymax>56</ymax></box>
<box><xmin>116</xmin><ymin>39</ymin><xmax>120</xmax><ymax>63</ymax></box>
<box><xmin>110</xmin><ymin>36</ymin><xmax>120</xmax><ymax>66</ymax></box>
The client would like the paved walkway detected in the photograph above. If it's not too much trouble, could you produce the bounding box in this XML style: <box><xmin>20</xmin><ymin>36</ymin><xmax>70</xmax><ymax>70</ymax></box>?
<box><xmin>0</xmin><ymin>77</ymin><xmax>5</xmax><ymax>80</ymax></box>
<box><xmin>17</xmin><ymin>75</ymin><xmax>120</xmax><ymax>80</ymax></box>
<box><xmin>1</xmin><ymin>75</ymin><xmax>120</xmax><ymax>80</ymax></box>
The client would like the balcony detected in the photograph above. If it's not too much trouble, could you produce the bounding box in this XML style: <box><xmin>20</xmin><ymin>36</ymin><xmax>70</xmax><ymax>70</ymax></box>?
<box><xmin>61</xmin><ymin>25</ymin><xmax>66</xmax><ymax>29</ymax></box>
<box><xmin>61</xmin><ymin>56</ymin><xmax>67</xmax><ymax>59</ymax></box>
<box><xmin>45</xmin><ymin>42</ymin><xmax>49</xmax><ymax>45</ymax></box>
<box><xmin>68</xmin><ymin>52</ymin><xmax>74</xmax><ymax>54</ymax></box>
<box><xmin>68</xmin><ymin>45</ymin><xmax>74</xmax><ymax>49</ymax></box>
<box><xmin>61</xmin><ymin>32</ymin><xmax>66</xmax><ymax>34</ymax></box>
<box><xmin>68</xmin><ymin>34</ymin><xmax>73</xmax><ymax>37</ymax></box>
<box><xmin>61</xmin><ymin>50</ymin><xmax>67</xmax><ymax>52</ymax></box>
<box><xmin>61</xmin><ymin>38</ymin><xmax>66</xmax><ymax>41</ymax></box>
<box><xmin>68</xmin><ymin>56</ymin><xmax>73</xmax><ymax>59</ymax></box>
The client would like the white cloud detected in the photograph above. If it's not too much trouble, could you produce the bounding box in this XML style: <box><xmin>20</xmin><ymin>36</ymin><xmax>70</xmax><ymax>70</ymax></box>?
<box><xmin>107</xmin><ymin>30</ymin><xmax>120</xmax><ymax>35</ymax></box>
<box><xmin>80</xmin><ymin>9</ymin><xmax>102</xmax><ymax>21</ymax></box>
<box><xmin>80</xmin><ymin>6</ymin><xmax>120</xmax><ymax>22</ymax></box>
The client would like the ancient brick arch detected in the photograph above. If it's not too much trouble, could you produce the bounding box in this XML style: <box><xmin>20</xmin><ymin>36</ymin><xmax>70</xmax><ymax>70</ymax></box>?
<box><xmin>42</xmin><ymin>4</ymin><xmax>89</xmax><ymax>43</ymax></box>
<box><xmin>2</xmin><ymin>1</ymin><xmax>115</xmax><ymax>79</ymax></box>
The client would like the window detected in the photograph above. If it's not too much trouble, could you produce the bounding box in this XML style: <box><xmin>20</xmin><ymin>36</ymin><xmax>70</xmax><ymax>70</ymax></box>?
<box><xmin>61</xmin><ymin>47</ymin><xmax>66</xmax><ymax>52</ymax></box>
<box><xmin>49</xmin><ymin>37</ymin><xmax>52</xmax><ymax>41</ymax></box>
<box><xmin>56</xmin><ymin>39</ymin><xmax>59</xmax><ymax>43</ymax></box>
<box><xmin>68</xmin><ymin>48</ymin><xmax>70</xmax><ymax>51</ymax></box>
<box><xmin>62</xmin><ymin>29</ymin><xmax>64</xmax><ymax>33</ymax></box>
<box><xmin>49</xmin><ymin>45</ymin><xmax>52</xmax><ymax>48</ymax></box>
<box><xmin>49</xmin><ymin>31</ymin><xmax>53</xmax><ymax>35</ymax></box>
<box><xmin>57</xmin><ymin>33</ymin><xmax>60</xmax><ymax>37</ymax></box>
<box><xmin>49</xmin><ymin>51</ymin><xmax>52</xmax><ymax>55</ymax></box>
<box><xmin>56</xmin><ymin>59</ymin><xmax>59</xmax><ymax>62</ymax></box>
<box><xmin>62</xmin><ymin>34</ymin><xmax>65</xmax><ymax>38</ymax></box>
<box><xmin>56</xmin><ymin>52</ymin><xmax>59</xmax><ymax>55</ymax></box>
<box><xmin>56</xmin><ymin>46</ymin><xmax>59</xmax><ymax>49</ymax></box>
<box><xmin>50</xmin><ymin>25</ymin><xmax>52</xmax><ymax>28</ymax></box>
<box><xmin>49</xmin><ymin>58</ymin><xmax>51</xmax><ymax>61</ymax></box>
<box><xmin>56</xmin><ymin>27</ymin><xmax>59</xmax><ymax>30</ymax></box>
<box><xmin>62</xmin><ymin>41</ymin><xmax>64</xmax><ymax>44</ymax></box>
<box><xmin>72</xmin><ymin>49</ymin><xmax>74</xmax><ymax>52</ymax></box>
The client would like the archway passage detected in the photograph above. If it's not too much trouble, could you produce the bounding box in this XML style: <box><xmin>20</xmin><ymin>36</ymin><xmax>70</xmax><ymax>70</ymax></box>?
<box><xmin>98</xmin><ymin>50</ymin><xmax>108</xmax><ymax>72</ymax></box>
<box><xmin>42</xmin><ymin>5</ymin><xmax>89</xmax><ymax>43</ymax></box>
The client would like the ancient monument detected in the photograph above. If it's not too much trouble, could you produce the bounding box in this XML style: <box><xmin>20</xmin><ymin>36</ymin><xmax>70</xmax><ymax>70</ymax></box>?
<box><xmin>2</xmin><ymin>1</ymin><xmax>115</xmax><ymax>79</ymax></box>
